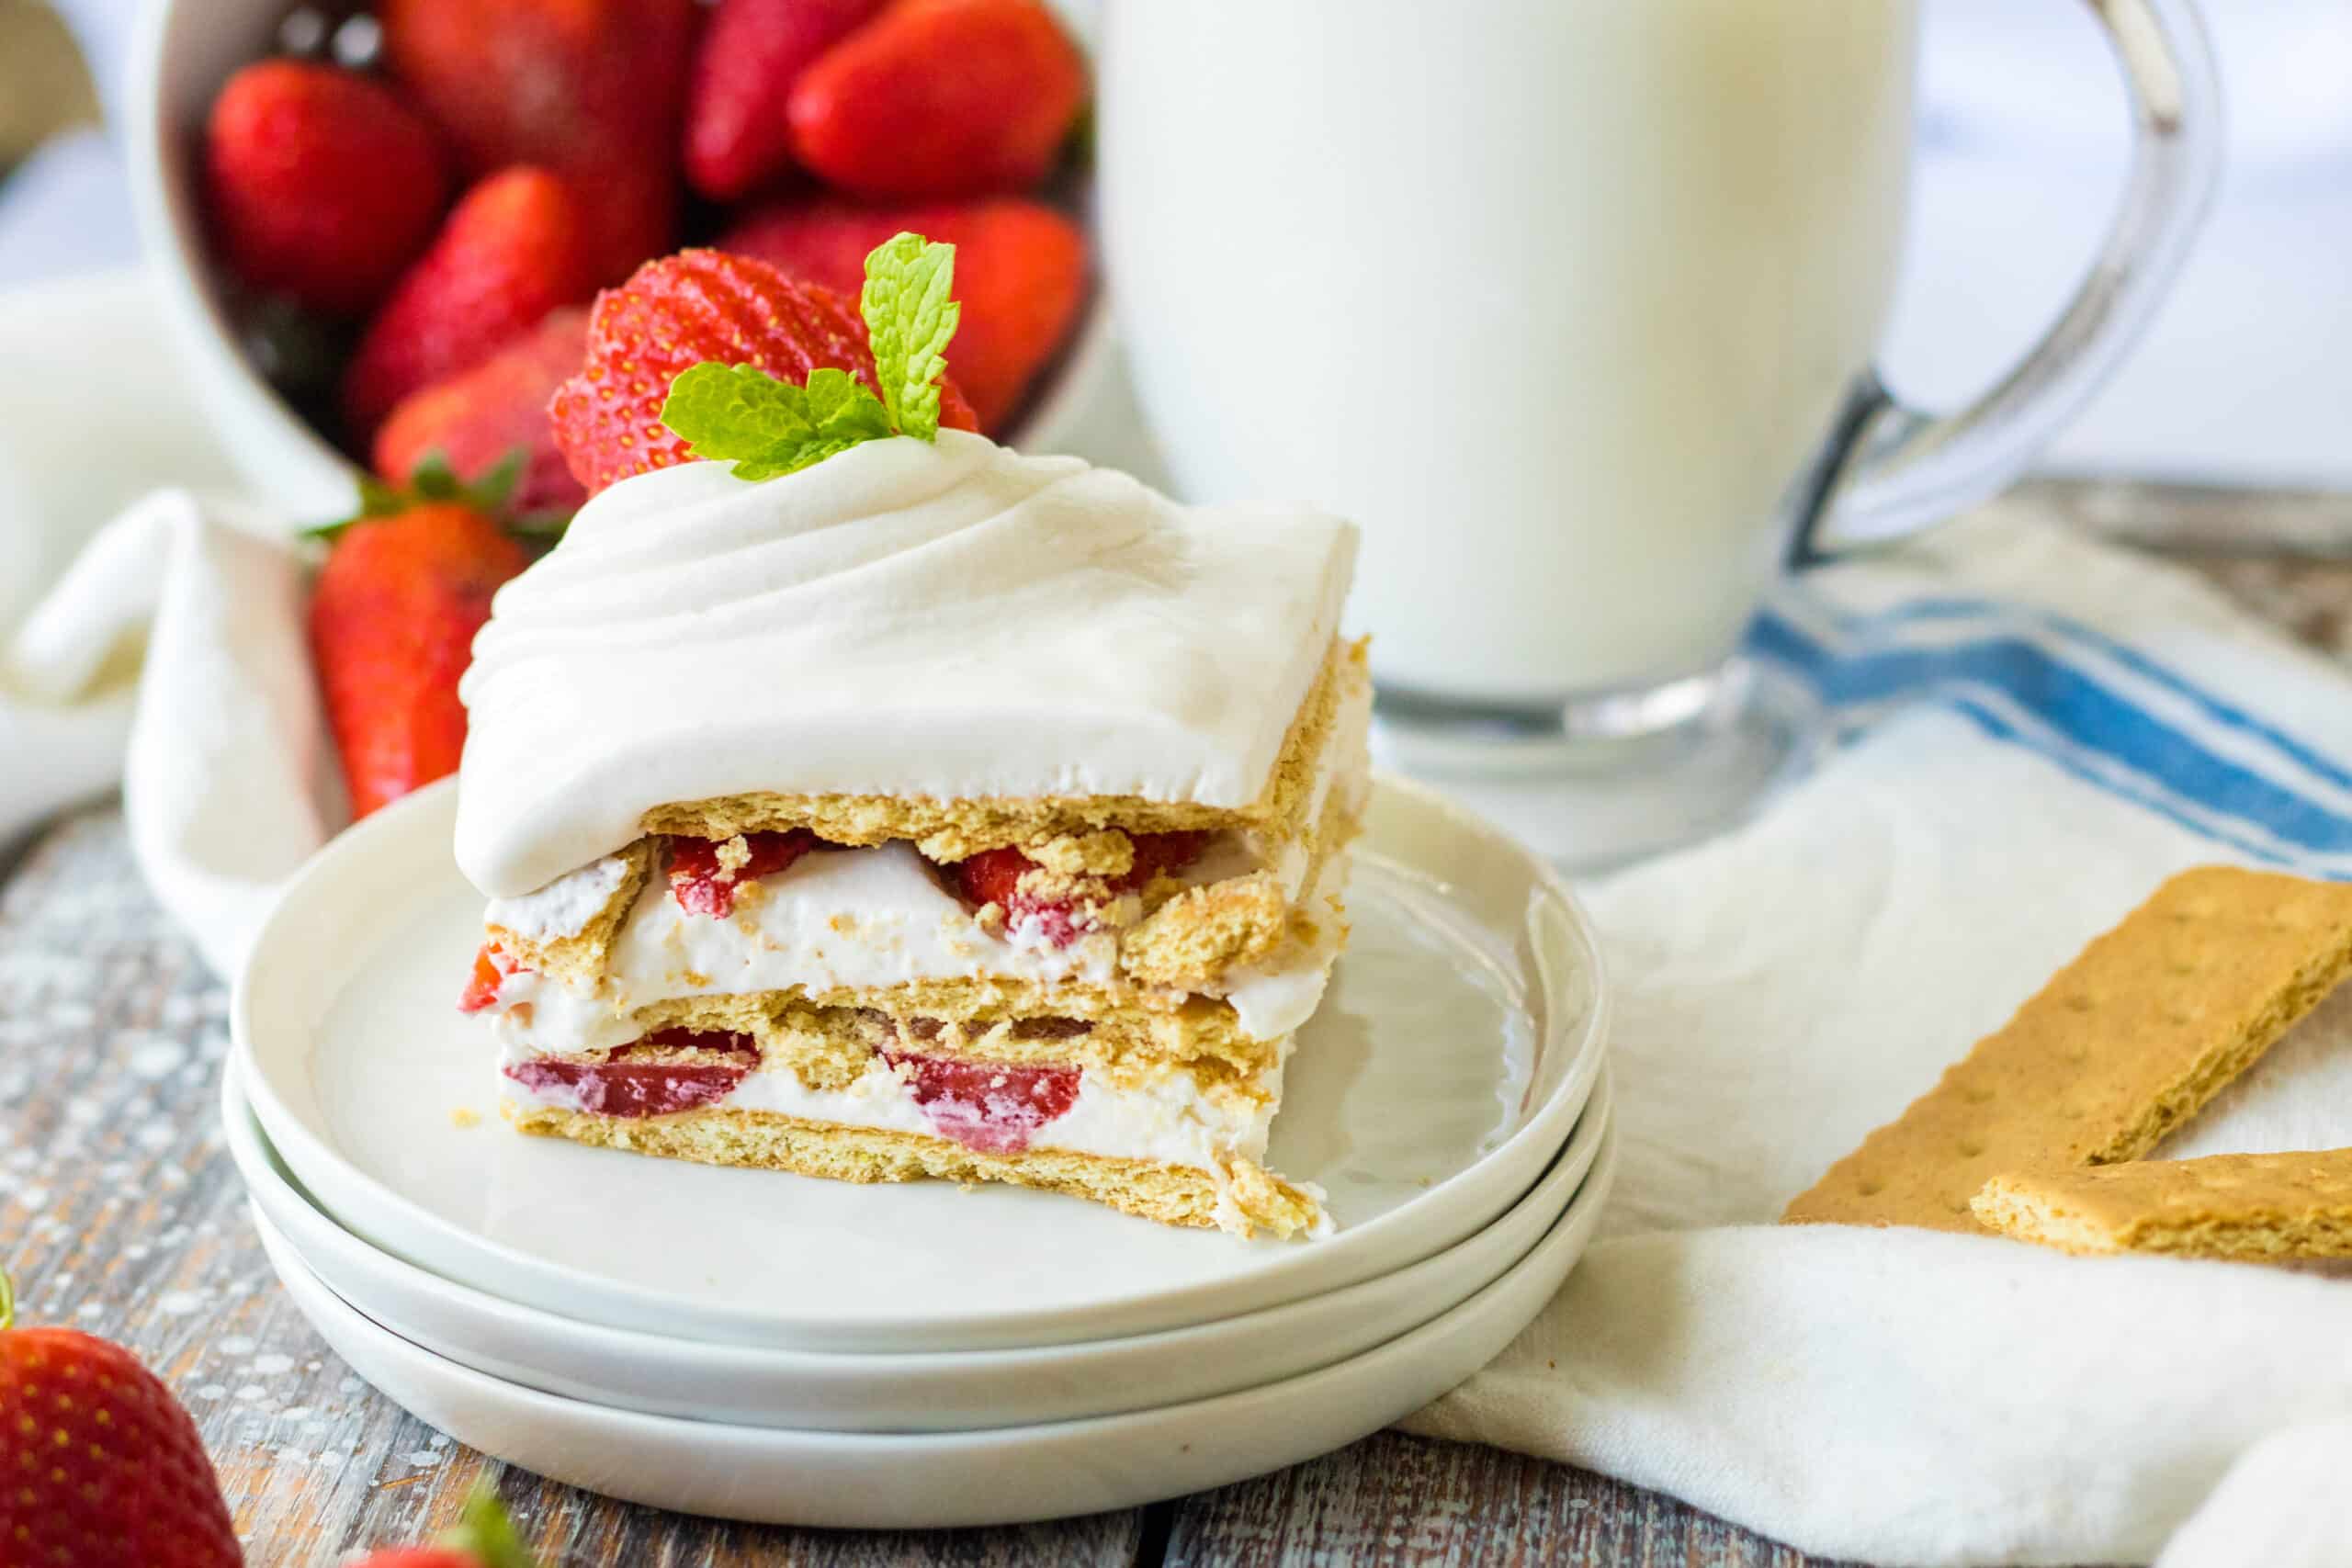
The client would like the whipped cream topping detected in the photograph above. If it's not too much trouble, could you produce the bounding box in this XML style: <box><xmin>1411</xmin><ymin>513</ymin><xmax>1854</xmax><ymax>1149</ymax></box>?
<box><xmin>455</xmin><ymin>432</ymin><xmax>1359</xmax><ymax>898</ymax></box>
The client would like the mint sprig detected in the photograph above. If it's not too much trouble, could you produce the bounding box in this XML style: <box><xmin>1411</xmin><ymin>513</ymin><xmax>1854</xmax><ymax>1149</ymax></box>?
<box><xmin>661</xmin><ymin>364</ymin><xmax>894</xmax><ymax>482</ymax></box>
<box><xmin>658</xmin><ymin>231</ymin><xmax>963</xmax><ymax>485</ymax></box>
<box><xmin>860</xmin><ymin>231</ymin><xmax>959</xmax><ymax>443</ymax></box>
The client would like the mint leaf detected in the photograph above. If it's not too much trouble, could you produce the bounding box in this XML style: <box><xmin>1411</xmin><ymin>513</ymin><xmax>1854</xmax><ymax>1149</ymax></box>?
<box><xmin>660</xmin><ymin>361</ymin><xmax>895</xmax><ymax>483</ymax></box>
<box><xmin>803</xmin><ymin>367</ymin><xmax>895</xmax><ymax>446</ymax></box>
<box><xmin>662</xmin><ymin>362</ymin><xmax>815</xmax><ymax>458</ymax></box>
<box><xmin>860</xmin><ymin>231</ymin><xmax>959</xmax><ymax>443</ymax></box>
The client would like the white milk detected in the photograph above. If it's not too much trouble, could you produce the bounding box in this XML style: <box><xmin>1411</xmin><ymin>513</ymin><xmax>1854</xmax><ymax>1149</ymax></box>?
<box><xmin>1102</xmin><ymin>0</ymin><xmax>1917</xmax><ymax>702</ymax></box>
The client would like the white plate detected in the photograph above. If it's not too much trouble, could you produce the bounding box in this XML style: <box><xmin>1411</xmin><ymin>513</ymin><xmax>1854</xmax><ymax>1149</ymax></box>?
<box><xmin>226</xmin><ymin>1057</ymin><xmax>1611</xmax><ymax>1431</ymax></box>
<box><xmin>236</xmin><ymin>774</ymin><xmax>1608</xmax><ymax>1351</ymax></box>
<box><xmin>254</xmin><ymin>1118</ymin><xmax>1616</xmax><ymax>1528</ymax></box>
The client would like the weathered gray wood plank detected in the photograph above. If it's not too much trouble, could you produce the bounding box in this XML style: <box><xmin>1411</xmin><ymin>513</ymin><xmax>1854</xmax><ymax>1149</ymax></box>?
<box><xmin>1163</xmin><ymin>1433</ymin><xmax>1852</xmax><ymax>1568</ymax></box>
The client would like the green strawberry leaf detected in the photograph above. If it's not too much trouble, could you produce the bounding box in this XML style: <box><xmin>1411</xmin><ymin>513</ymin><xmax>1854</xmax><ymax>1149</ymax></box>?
<box><xmin>859</xmin><ymin>231</ymin><xmax>960</xmax><ymax>443</ymax></box>
<box><xmin>308</xmin><ymin>446</ymin><xmax>555</xmax><ymax>543</ymax></box>
<box><xmin>436</xmin><ymin>1487</ymin><xmax>540</xmax><ymax>1568</ymax></box>
<box><xmin>660</xmin><ymin>362</ymin><xmax>897</xmax><ymax>483</ymax></box>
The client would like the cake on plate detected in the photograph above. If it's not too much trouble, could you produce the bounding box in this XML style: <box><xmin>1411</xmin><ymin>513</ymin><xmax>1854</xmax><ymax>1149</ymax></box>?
<box><xmin>453</xmin><ymin>236</ymin><xmax>1367</xmax><ymax>1237</ymax></box>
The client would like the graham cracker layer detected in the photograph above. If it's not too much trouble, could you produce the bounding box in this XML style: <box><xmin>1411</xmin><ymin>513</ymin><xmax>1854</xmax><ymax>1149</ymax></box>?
<box><xmin>507</xmin><ymin>1102</ymin><xmax>1325</xmax><ymax>1239</ymax></box>
<box><xmin>488</xmin><ymin>644</ymin><xmax>1369</xmax><ymax>1017</ymax></box>
<box><xmin>582</xmin><ymin>992</ymin><xmax>1283</xmax><ymax>1089</ymax></box>
<box><xmin>490</xmin><ymin>841</ymin><xmax>655</xmax><ymax>987</ymax></box>
<box><xmin>1121</xmin><ymin>806</ymin><xmax>1361</xmax><ymax>994</ymax></box>
<box><xmin>639</xmin><ymin>637</ymin><xmax>1366</xmax><ymax>860</ymax></box>
<box><xmin>1974</xmin><ymin>1151</ymin><xmax>2352</xmax><ymax>1260</ymax></box>
<box><xmin>1783</xmin><ymin>866</ymin><xmax>2352</xmax><ymax>1234</ymax></box>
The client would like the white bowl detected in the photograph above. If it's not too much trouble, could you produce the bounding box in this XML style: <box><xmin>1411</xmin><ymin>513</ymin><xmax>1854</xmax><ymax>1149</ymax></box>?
<box><xmin>253</xmin><ymin>1118</ymin><xmax>1618</xmax><ymax>1528</ymax></box>
<box><xmin>233</xmin><ymin>773</ymin><xmax>1611</xmax><ymax>1352</ymax></box>
<box><xmin>224</xmin><ymin>1055</ymin><xmax>1613</xmax><ymax>1430</ymax></box>
<box><xmin>119</xmin><ymin>0</ymin><xmax>1115</xmax><ymax>521</ymax></box>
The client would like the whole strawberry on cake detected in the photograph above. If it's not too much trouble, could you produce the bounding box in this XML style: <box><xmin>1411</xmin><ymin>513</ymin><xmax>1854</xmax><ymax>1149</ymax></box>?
<box><xmin>456</xmin><ymin>236</ymin><xmax>1368</xmax><ymax>1238</ymax></box>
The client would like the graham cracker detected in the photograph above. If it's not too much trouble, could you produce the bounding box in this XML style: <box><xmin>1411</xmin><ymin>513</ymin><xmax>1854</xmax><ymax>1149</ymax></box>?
<box><xmin>507</xmin><ymin>1103</ymin><xmax>1326</xmax><ymax>1239</ymax></box>
<box><xmin>1782</xmin><ymin>866</ymin><xmax>2352</xmax><ymax>1233</ymax></box>
<box><xmin>639</xmin><ymin>638</ymin><xmax>1367</xmax><ymax>862</ymax></box>
<box><xmin>1973</xmin><ymin>1151</ymin><xmax>2352</xmax><ymax>1259</ymax></box>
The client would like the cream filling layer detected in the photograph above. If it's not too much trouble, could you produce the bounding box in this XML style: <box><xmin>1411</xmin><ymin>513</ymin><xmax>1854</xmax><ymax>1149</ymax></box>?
<box><xmin>484</xmin><ymin>851</ymin><xmax>1345</xmax><ymax>1062</ymax></box>
<box><xmin>498</xmin><ymin>1038</ymin><xmax>1286</xmax><ymax>1172</ymax></box>
<box><xmin>483</xmin><ymin>681</ymin><xmax>1370</xmax><ymax>1060</ymax></box>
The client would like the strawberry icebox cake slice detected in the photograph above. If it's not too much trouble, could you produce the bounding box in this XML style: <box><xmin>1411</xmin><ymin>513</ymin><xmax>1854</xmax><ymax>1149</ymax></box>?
<box><xmin>453</xmin><ymin>236</ymin><xmax>1368</xmax><ymax>1238</ymax></box>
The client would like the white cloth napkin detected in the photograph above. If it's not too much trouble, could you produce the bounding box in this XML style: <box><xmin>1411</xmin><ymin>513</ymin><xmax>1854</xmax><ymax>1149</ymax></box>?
<box><xmin>1403</xmin><ymin>513</ymin><xmax>2352</xmax><ymax>1566</ymax></box>
<box><xmin>8</xmin><ymin>273</ymin><xmax>2352</xmax><ymax>1566</ymax></box>
<box><xmin>0</xmin><ymin>271</ymin><xmax>326</xmax><ymax>972</ymax></box>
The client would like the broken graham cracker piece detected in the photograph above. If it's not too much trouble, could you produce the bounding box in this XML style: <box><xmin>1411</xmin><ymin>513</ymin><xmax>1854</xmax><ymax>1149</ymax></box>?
<box><xmin>1973</xmin><ymin>1151</ymin><xmax>2352</xmax><ymax>1260</ymax></box>
<box><xmin>1782</xmin><ymin>865</ymin><xmax>2352</xmax><ymax>1233</ymax></box>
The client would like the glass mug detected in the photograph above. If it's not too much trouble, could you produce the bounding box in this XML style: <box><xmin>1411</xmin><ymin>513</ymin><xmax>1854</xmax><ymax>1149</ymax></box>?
<box><xmin>1100</xmin><ymin>0</ymin><xmax>2219</xmax><ymax>827</ymax></box>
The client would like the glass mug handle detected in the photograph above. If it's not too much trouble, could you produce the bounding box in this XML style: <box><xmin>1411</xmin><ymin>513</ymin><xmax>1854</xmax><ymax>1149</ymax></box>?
<box><xmin>1787</xmin><ymin>0</ymin><xmax>2222</xmax><ymax>567</ymax></box>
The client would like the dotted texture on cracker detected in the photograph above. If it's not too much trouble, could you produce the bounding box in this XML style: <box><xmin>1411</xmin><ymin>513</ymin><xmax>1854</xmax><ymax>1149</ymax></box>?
<box><xmin>1782</xmin><ymin>866</ymin><xmax>2352</xmax><ymax>1233</ymax></box>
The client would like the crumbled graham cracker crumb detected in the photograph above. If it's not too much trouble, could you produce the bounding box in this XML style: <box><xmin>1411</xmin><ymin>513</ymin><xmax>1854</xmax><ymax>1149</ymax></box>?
<box><xmin>712</xmin><ymin>835</ymin><xmax>752</xmax><ymax>881</ymax></box>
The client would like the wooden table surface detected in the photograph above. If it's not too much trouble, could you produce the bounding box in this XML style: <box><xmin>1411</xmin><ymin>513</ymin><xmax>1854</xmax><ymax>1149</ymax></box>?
<box><xmin>4</xmin><ymin>483</ymin><xmax>2348</xmax><ymax>1567</ymax></box>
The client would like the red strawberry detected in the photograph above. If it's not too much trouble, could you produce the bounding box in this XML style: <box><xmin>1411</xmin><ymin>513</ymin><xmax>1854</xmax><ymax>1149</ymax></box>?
<box><xmin>0</xmin><ymin>1269</ymin><xmax>243</xmax><ymax>1566</ymax></box>
<box><xmin>374</xmin><ymin>308</ymin><xmax>591</xmax><ymax>516</ymax></box>
<box><xmin>548</xmin><ymin>249</ymin><xmax>978</xmax><ymax>495</ymax></box>
<box><xmin>205</xmin><ymin>59</ymin><xmax>451</xmax><ymax>315</ymax></box>
<box><xmin>953</xmin><ymin>845</ymin><xmax>1029</xmax><ymax>909</ymax></box>
<box><xmin>719</xmin><ymin>197</ymin><xmax>1086</xmax><ymax>431</ymax></box>
<box><xmin>343</xmin><ymin>167</ymin><xmax>596</xmax><ymax>441</ymax></box>
<box><xmin>459</xmin><ymin>943</ymin><xmax>515</xmax><ymax>1012</ymax></box>
<box><xmin>348</xmin><ymin>1488</ymin><xmax>541</xmax><ymax>1567</ymax></box>
<box><xmin>684</xmin><ymin>0</ymin><xmax>888</xmax><ymax>202</ymax></box>
<box><xmin>948</xmin><ymin>830</ymin><xmax>1206</xmax><ymax>949</ymax></box>
<box><xmin>787</xmin><ymin>0</ymin><xmax>1086</xmax><ymax>200</ymax></box>
<box><xmin>667</xmin><ymin>829</ymin><xmax>820</xmax><ymax>918</ymax></box>
<box><xmin>380</xmin><ymin>0</ymin><xmax>695</xmax><ymax>283</ymax></box>
<box><xmin>310</xmin><ymin>501</ymin><xmax>531</xmax><ymax>819</ymax></box>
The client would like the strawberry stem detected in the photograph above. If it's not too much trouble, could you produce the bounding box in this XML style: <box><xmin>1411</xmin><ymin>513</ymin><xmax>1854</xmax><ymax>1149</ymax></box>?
<box><xmin>0</xmin><ymin>1266</ymin><xmax>12</xmax><ymax>1331</ymax></box>
<box><xmin>436</xmin><ymin>1487</ymin><xmax>539</xmax><ymax>1568</ymax></box>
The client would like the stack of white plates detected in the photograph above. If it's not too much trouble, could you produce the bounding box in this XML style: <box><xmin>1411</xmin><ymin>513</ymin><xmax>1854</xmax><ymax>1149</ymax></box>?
<box><xmin>227</xmin><ymin>776</ymin><xmax>1615</xmax><ymax>1527</ymax></box>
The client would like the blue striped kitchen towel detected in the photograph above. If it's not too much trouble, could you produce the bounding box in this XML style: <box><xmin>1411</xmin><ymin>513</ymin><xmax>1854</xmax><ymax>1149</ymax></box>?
<box><xmin>1407</xmin><ymin>503</ymin><xmax>2352</xmax><ymax>1568</ymax></box>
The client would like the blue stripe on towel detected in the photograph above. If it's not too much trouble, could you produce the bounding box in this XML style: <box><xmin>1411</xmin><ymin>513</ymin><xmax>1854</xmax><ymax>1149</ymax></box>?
<box><xmin>1848</xmin><ymin>596</ymin><xmax>2352</xmax><ymax>798</ymax></box>
<box><xmin>1943</xmin><ymin>694</ymin><xmax>2301</xmax><ymax>873</ymax></box>
<box><xmin>1748</xmin><ymin>608</ymin><xmax>2352</xmax><ymax>873</ymax></box>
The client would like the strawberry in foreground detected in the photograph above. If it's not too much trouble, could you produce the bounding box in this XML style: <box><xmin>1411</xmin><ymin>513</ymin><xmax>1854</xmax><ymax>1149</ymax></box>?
<box><xmin>351</xmin><ymin>1489</ymin><xmax>541</xmax><ymax>1568</ymax></box>
<box><xmin>379</xmin><ymin>0</ymin><xmax>694</xmax><ymax>284</ymax></box>
<box><xmin>787</xmin><ymin>0</ymin><xmax>1087</xmax><ymax>200</ymax></box>
<box><xmin>206</xmin><ymin>60</ymin><xmax>451</xmax><ymax>317</ymax></box>
<box><xmin>343</xmin><ymin>166</ymin><xmax>596</xmax><ymax>440</ymax></box>
<box><xmin>683</xmin><ymin>0</ymin><xmax>887</xmax><ymax>201</ymax></box>
<box><xmin>0</xmin><ymin>1268</ymin><xmax>243</xmax><ymax>1566</ymax></box>
<box><xmin>375</xmin><ymin>308</ymin><xmax>592</xmax><ymax>517</ymax></box>
<box><xmin>548</xmin><ymin>246</ymin><xmax>978</xmax><ymax>495</ymax></box>
<box><xmin>719</xmin><ymin>197</ymin><xmax>1086</xmax><ymax>432</ymax></box>
<box><xmin>310</xmin><ymin>467</ymin><xmax>534</xmax><ymax>819</ymax></box>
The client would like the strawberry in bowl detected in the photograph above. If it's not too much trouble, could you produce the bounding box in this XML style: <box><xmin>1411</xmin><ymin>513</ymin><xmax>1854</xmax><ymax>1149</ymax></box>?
<box><xmin>130</xmin><ymin>0</ymin><xmax>1103</xmax><ymax>524</ymax></box>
